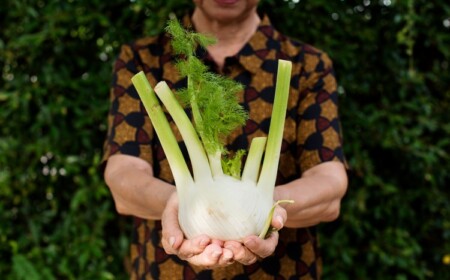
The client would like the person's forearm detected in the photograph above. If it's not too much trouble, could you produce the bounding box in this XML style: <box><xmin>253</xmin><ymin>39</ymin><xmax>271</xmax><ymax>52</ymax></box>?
<box><xmin>274</xmin><ymin>161</ymin><xmax>348</xmax><ymax>228</ymax></box>
<box><xmin>104</xmin><ymin>155</ymin><xmax>176</xmax><ymax>220</ymax></box>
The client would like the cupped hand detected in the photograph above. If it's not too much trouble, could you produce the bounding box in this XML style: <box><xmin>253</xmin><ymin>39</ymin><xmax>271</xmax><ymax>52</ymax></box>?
<box><xmin>224</xmin><ymin>204</ymin><xmax>287</xmax><ymax>265</ymax></box>
<box><xmin>161</xmin><ymin>192</ymin><xmax>234</xmax><ymax>268</ymax></box>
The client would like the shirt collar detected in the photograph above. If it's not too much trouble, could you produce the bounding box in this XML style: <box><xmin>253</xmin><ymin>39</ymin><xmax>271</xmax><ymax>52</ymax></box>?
<box><xmin>181</xmin><ymin>14</ymin><xmax>279</xmax><ymax>74</ymax></box>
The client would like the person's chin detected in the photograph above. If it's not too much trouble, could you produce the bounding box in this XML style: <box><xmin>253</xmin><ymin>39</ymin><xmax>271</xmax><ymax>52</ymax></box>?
<box><xmin>199</xmin><ymin>0</ymin><xmax>254</xmax><ymax>23</ymax></box>
<box><xmin>204</xmin><ymin>9</ymin><xmax>243</xmax><ymax>23</ymax></box>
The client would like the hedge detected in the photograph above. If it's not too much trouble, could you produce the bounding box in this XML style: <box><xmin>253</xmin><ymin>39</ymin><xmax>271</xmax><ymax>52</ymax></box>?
<box><xmin>1</xmin><ymin>0</ymin><xmax>449</xmax><ymax>279</ymax></box>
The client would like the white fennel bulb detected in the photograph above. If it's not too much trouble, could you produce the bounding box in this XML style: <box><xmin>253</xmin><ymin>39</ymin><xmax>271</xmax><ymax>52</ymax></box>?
<box><xmin>178</xmin><ymin>175</ymin><xmax>273</xmax><ymax>240</ymax></box>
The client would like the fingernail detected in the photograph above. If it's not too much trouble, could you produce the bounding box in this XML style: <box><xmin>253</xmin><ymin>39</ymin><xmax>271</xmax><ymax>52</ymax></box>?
<box><xmin>200</xmin><ymin>238</ymin><xmax>209</xmax><ymax>247</ymax></box>
<box><xmin>276</xmin><ymin>215</ymin><xmax>284</xmax><ymax>228</ymax></box>
<box><xmin>223</xmin><ymin>250</ymin><xmax>233</xmax><ymax>260</ymax></box>
<box><xmin>212</xmin><ymin>250</ymin><xmax>222</xmax><ymax>258</ymax></box>
<box><xmin>169</xmin><ymin>236</ymin><xmax>175</xmax><ymax>248</ymax></box>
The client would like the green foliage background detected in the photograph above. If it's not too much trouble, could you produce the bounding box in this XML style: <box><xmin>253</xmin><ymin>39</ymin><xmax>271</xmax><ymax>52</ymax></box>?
<box><xmin>0</xmin><ymin>0</ymin><xmax>449</xmax><ymax>279</ymax></box>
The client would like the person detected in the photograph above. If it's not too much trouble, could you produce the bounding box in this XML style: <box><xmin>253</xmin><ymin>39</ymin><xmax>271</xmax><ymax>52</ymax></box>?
<box><xmin>103</xmin><ymin>0</ymin><xmax>348</xmax><ymax>279</ymax></box>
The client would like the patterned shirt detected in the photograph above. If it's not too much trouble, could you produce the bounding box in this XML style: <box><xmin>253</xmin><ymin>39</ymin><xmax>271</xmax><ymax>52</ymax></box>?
<box><xmin>103</xmin><ymin>15</ymin><xmax>345</xmax><ymax>280</ymax></box>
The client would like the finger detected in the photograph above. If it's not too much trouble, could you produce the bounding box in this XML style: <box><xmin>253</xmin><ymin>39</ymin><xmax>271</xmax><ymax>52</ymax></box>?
<box><xmin>272</xmin><ymin>205</ymin><xmax>287</xmax><ymax>230</ymax></box>
<box><xmin>185</xmin><ymin>243</ymin><xmax>223</xmax><ymax>268</ymax></box>
<box><xmin>177</xmin><ymin>234</ymin><xmax>211</xmax><ymax>259</ymax></box>
<box><xmin>244</xmin><ymin>231</ymin><xmax>279</xmax><ymax>259</ymax></box>
<box><xmin>210</xmin><ymin>239</ymin><xmax>225</xmax><ymax>247</ymax></box>
<box><xmin>161</xmin><ymin>195</ymin><xmax>184</xmax><ymax>254</ymax></box>
<box><xmin>224</xmin><ymin>241</ymin><xmax>257</xmax><ymax>265</ymax></box>
<box><xmin>217</xmin><ymin>248</ymin><xmax>234</xmax><ymax>266</ymax></box>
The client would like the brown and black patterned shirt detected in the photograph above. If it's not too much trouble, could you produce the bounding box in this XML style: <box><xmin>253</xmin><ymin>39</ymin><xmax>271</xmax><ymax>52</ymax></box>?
<box><xmin>103</xmin><ymin>15</ymin><xmax>345</xmax><ymax>280</ymax></box>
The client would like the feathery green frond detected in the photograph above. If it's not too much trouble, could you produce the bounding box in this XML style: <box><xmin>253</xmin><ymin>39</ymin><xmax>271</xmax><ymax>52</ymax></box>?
<box><xmin>166</xmin><ymin>18</ymin><xmax>216</xmax><ymax>57</ymax></box>
<box><xmin>192</xmin><ymin>32</ymin><xmax>217</xmax><ymax>49</ymax></box>
<box><xmin>167</xmin><ymin>18</ymin><xmax>248</xmax><ymax>158</ymax></box>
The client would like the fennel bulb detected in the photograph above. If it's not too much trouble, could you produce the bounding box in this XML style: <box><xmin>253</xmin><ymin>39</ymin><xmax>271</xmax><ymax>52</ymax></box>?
<box><xmin>178</xmin><ymin>175</ymin><xmax>273</xmax><ymax>241</ymax></box>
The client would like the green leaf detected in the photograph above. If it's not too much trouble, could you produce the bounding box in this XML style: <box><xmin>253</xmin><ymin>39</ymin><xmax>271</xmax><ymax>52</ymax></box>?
<box><xmin>12</xmin><ymin>254</ymin><xmax>41</xmax><ymax>280</ymax></box>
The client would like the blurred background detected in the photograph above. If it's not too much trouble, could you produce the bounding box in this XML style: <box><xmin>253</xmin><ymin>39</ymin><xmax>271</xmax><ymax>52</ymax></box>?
<box><xmin>0</xmin><ymin>0</ymin><xmax>449</xmax><ymax>279</ymax></box>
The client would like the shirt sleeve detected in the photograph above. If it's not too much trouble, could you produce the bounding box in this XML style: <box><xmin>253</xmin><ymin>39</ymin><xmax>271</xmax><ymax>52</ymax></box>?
<box><xmin>101</xmin><ymin>44</ymin><xmax>155</xmax><ymax>166</ymax></box>
<box><xmin>297</xmin><ymin>52</ymin><xmax>346</xmax><ymax>173</ymax></box>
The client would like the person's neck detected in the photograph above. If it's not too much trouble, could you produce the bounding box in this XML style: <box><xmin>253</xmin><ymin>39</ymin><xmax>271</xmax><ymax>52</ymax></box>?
<box><xmin>192</xmin><ymin>9</ymin><xmax>260</xmax><ymax>70</ymax></box>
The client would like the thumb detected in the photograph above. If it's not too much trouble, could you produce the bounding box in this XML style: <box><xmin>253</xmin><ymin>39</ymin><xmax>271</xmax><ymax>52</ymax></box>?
<box><xmin>272</xmin><ymin>204</ymin><xmax>287</xmax><ymax>230</ymax></box>
<box><xmin>161</xmin><ymin>193</ymin><xmax>184</xmax><ymax>253</ymax></box>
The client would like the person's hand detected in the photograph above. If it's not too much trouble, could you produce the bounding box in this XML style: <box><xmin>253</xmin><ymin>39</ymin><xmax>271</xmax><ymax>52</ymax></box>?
<box><xmin>161</xmin><ymin>192</ymin><xmax>234</xmax><ymax>268</ymax></box>
<box><xmin>223</xmin><ymin>204</ymin><xmax>287</xmax><ymax>265</ymax></box>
